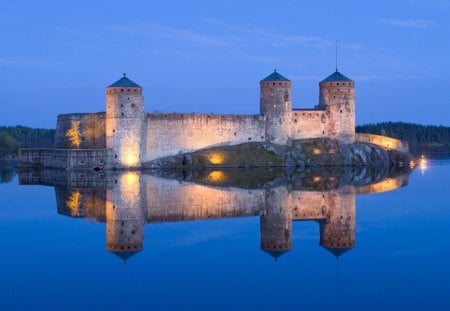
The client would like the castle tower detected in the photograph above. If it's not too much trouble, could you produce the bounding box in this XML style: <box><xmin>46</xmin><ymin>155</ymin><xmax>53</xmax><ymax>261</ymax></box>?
<box><xmin>260</xmin><ymin>187</ymin><xmax>292</xmax><ymax>260</ymax></box>
<box><xmin>106</xmin><ymin>172</ymin><xmax>145</xmax><ymax>262</ymax></box>
<box><xmin>319</xmin><ymin>188</ymin><xmax>355</xmax><ymax>257</ymax></box>
<box><xmin>105</xmin><ymin>74</ymin><xmax>145</xmax><ymax>169</ymax></box>
<box><xmin>260</xmin><ymin>70</ymin><xmax>292</xmax><ymax>144</ymax></box>
<box><xmin>318</xmin><ymin>70</ymin><xmax>355</xmax><ymax>143</ymax></box>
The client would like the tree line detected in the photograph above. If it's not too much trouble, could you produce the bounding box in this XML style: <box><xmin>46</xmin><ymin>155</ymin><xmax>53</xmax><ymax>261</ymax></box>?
<box><xmin>356</xmin><ymin>122</ymin><xmax>450</xmax><ymax>154</ymax></box>
<box><xmin>0</xmin><ymin>126</ymin><xmax>55</xmax><ymax>152</ymax></box>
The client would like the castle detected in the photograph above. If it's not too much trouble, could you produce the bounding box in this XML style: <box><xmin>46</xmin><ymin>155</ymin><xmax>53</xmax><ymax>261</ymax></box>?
<box><xmin>52</xmin><ymin>69</ymin><xmax>357</xmax><ymax>169</ymax></box>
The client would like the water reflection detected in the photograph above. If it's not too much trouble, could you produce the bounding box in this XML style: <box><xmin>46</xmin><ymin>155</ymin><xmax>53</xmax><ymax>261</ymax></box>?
<box><xmin>18</xmin><ymin>167</ymin><xmax>410</xmax><ymax>261</ymax></box>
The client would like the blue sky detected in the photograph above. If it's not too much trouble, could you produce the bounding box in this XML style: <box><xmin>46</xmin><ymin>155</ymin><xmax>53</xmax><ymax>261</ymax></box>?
<box><xmin>1</xmin><ymin>0</ymin><xmax>449</xmax><ymax>127</ymax></box>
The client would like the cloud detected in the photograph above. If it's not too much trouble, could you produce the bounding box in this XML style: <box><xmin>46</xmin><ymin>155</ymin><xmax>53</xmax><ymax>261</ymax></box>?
<box><xmin>203</xmin><ymin>18</ymin><xmax>333</xmax><ymax>49</ymax></box>
<box><xmin>104</xmin><ymin>22</ymin><xmax>231</xmax><ymax>47</ymax></box>
<box><xmin>0</xmin><ymin>57</ymin><xmax>63</xmax><ymax>67</ymax></box>
<box><xmin>382</xmin><ymin>18</ymin><xmax>437</xmax><ymax>28</ymax></box>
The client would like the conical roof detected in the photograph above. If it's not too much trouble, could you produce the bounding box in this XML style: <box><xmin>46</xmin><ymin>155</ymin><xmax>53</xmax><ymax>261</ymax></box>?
<box><xmin>262</xmin><ymin>249</ymin><xmax>290</xmax><ymax>260</ymax></box>
<box><xmin>261</xmin><ymin>70</ymin><xmax>290</xmax><ymax>82</ymax></box>
<box><xmin>108</xmin><ymin>74</ymin><xmax>141</xmax><ymax>88</ymax></box>
<box><xmin>110</xmin><ymin>250</ymin><xmax>140</xmax><ymax>262</ymax></box>
<box><xmin>323</xmin><ymin>246</ymin><xmax>351</xmax><ymax>257</ymax></box>
<box><xmin>320</xmin><ymin>70</ymin><xmax>352</xmax><ymax>83</ymax></box>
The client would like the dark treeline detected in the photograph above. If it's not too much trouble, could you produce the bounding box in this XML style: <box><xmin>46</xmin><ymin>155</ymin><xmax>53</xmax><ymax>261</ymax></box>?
<box><xmin>356</xmin><ymin>122</ymin><xmax>450</xmax><ymax>154</ymax></box>
<box><xmin>0</xmin><ymin>126</ymin><xmax>55</xmax><ymax>152</ymax></box>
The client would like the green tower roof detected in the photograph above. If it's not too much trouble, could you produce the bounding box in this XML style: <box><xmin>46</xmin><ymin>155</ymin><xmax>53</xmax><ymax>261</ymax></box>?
<box><xmin>320</xmin><ymin>70</ymin><xmax>352</xmax><ymax>83</ymax></box>
<box><xmin>261</xmin><ymin>70</ymin><xmax>290</xmax><ymax>82</ymax></box>
<box><xmin>108</xmin><ymin>74</ymin><xmax>141</xmax><ymax>88</ymax></box>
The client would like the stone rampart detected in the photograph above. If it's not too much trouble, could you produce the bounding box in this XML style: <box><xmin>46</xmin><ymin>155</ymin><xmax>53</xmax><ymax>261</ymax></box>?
<box><xmin>18</xmin><ymin>148</ymin><xmax>107</xmax><ymax>170</ymax></box>
<box><xmin>291</xmin><ymin>109</ymin><xmax>327</xmax><ymax>139</ymax></box>
<box><xmin>356</xmin><ymin>133</ymin><xmax>409</xmax><ymax>153</ymax></box>
<box><xmin>56</xmin><ymin>113</ymin><xmax>106</xmax><ymax>149</ymax></box>
<box><xmin>144</xmin><ymin>113</ymin><xmax>265</xmax><ymax>161</ymax></box>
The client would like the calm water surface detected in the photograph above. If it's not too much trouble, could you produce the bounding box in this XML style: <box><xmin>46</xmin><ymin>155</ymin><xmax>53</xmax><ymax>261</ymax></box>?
<box><xmin>1</xmin><ymin>160</ymin><xmax>450</xmax><ymax>311</ymax></box>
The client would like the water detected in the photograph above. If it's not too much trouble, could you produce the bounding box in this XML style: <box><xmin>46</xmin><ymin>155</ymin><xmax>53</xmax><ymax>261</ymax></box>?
<box><xmin>0</xmin><ymin>161</ymin><xmax>449</xmax><ymax>311</ymax></box>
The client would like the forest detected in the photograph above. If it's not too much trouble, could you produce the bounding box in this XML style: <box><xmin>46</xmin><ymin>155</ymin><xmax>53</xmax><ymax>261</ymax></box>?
<box><xmin>0</xmin><ymin>126</ymin><xmax>55</xmax><ymax>152</ymax></box>
<box><xmin>356</xmin><ymin>122</ymin><xmax>450</xmax><ymax>154</ymax></box>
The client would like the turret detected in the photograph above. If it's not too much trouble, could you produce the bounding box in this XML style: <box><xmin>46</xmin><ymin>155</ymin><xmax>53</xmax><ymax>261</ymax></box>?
<box><xmin>260</xmin><ymin>70</ymin><xmax>292</xmax><ymax>144</ymax></box>
<box><xmin>318</xmin><ymin>70</ymin><xmax>355</xmax><ymax>142</ymax></box>
<box><xmin>105</xmin><ymin>74</ymin><xmax>145</xmax><ymax>169</ymax></box>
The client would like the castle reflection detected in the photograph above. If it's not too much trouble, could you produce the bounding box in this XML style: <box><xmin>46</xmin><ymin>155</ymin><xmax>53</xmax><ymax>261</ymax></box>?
<box><xmin>18</xmin><ymin>166</ymin><xmax>410</xmax><ymax>261</ymax></box>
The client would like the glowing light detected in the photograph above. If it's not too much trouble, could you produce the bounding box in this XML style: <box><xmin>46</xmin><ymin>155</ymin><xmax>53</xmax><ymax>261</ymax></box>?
<box><xmin>312</xmin><ymin>148</ymin><xmax>321</xmax><ymax>155</ymax></box>
<box><xmin>65</xmin><ymin>121</ymin><xmax>81</xmax><ymax>148</ymax></box>
<box><xmin>66</xmin><ymin>191</ymin><xmax>81</xmax><ymax>217</ymax></box>
<box><xmin>208</xmin><ymin>152</ymin><xmax>226</xmax><ymax>165</ymax></box>
<box><xmin>123</xmin><ymin>152</ymin><xmax>139</xmax><ymax>167</ymax></box>
<box><xmin>312</xmin><ymin>176</ymin><xmax>321</xmax><ymax>182</ymax></box>
<box><xmin>206</xmin><ymin>170</ymin><xmax>226</xmax><ymax>183</ymax></box>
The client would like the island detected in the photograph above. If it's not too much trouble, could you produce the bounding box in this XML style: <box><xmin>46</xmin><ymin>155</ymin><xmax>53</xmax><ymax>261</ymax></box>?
<box><xmin>17</xmin><ymin>70</ymin><xmax>410</xmax><ymax>170</ymax></box>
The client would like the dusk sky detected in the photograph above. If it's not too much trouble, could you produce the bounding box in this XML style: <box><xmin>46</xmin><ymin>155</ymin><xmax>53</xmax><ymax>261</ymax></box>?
<box><xmin>1</xmin><ymin>0</ymin><xmax>449</xmax><ymax>128</ymax></box>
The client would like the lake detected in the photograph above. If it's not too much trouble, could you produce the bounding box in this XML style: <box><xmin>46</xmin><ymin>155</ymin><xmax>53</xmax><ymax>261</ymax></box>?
<box><xmin>0</xmin><ymin>159</ymin><xmax>449</xmax><ymax>310</ymax></box>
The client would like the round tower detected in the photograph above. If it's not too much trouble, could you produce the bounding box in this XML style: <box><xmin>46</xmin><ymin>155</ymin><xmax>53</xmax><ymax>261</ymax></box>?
<box><xmin>260</xmin><ymin>187</ymin><xmax>292</xmax><ymax>260</ymax></box>
<box><xmin>105</xmin><ymin>74</ymin><xmax>145</xmax><ymax>169</ymax></box>
<box><xmin>260</xmin><ymin>70</ymin><xmax>292</xmax><ymax>144</ymax></box>
<box><xmin>318</xmin><ymin>70</ymin><xmax>355</xmax><ymax>143</ymax></box>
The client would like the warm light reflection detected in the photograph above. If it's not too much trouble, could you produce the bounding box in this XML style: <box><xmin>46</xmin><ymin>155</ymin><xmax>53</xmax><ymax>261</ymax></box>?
<box><xmin>208</xmin><ymin>152</ymin><xmax>226</xmax><ymax>165</ymax></box>
<box><xmin>65</xmin><ymin>121</ymin><xmax>81</xmax><ymax>148</ymax></box>
<box><xmin>65</xmin><ymin>191</ymin><xmax>81</xmax><ymax>217</ymax></box>
<box><xmin>206</xmin><ymin>170</ymin><xmax>226</xmax><ymax>183</ymax></box>
<box><xmin>312</xmin><ymin>148</ymin><xmax>321</xmax><ymax>155</ymax></box>
<box><xmin>312</xmin><ymin>176</ymin><xmax>322</xmax><ymax>182</ymax></box>
<box><xmin>419</xmin><ymin>155</ymin><xmax>428</xmax><ymax>175</ymax></box>
<box><xmin>123</xmin><ymin>171</ymin><xmax>139</xmax><ymax>186</ymax></box>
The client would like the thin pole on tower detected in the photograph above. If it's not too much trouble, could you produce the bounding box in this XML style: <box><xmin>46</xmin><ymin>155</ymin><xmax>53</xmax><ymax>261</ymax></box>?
<box><xmin>335</xmin><ymin>40</ymin><xmax>338</xmax><ymax>72</ymax></box>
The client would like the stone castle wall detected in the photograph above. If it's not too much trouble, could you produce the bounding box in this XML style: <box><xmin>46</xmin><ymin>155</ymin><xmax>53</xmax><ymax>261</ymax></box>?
<box><xmin>355</xmin><ymin>133</ymin><xmax>409</xmax><ymax>153</ymax></box>
<box><xmin>291</xmin><ymin>109</ymin><xmax>327</xmax><ymax>139</ymax></box>
<box><xmin>18</xmin><ymin>148</ymin><xmax>107</xmax><ymax>170</ymax></box>
<box><xmin>144</xmin><ymin>113</ymin><xmax>266</xmax><ymax>161</ymax></box>
<box><xmin>56</xmin><ymin>113</ymin><xmax>106</xmax><ymax>149</ymax></box>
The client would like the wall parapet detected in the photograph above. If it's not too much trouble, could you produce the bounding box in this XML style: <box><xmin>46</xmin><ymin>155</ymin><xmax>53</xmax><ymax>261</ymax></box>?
<box><xmin>18</xmin><ymin>148</ymin><xmax>107</xmax><ymax>170</ymax></box>
<box><xmin>355</xmin><ymin>133</ymin><xmax>409</xmax><ymax>153</ymax></box>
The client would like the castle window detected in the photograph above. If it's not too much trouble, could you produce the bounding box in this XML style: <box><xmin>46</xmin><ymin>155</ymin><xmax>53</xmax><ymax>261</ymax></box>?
<box><xmin>248</xmin><ymin>137</ymin><xmax>251</xmax><ymax>141</ymax></box>
<box><xmin>112</xmin><ymin>129</ymin><xmax>115</xmax><ymax>133</ymax></box>
<box><xmin>340</xmin><ymin>110</ymin><xmax>343</xmax><ymax>113</ymax></box>
<box><xmin>121</xmin><ymin>113</ymin><xmax>124</xmax><ymax>116</ymax></box>
<box><xmin>120</xmin><ymin>89</ymin><xmax>124</xmax><ymax>92</ymax></box>
<box><xmin>131</xmin><ymin>104</ymin><xmax>135</xmax><ymax>107</ymax></box>
<box><xmin>337</xmin><ymin>83</ymin><xmax>339</xmax><ymax>85</ymax></box>
<box><xmin>273</xmin><ymin>82</ymin><xmax>275</xmax><ymax>85</ymax></box>
<box><xmin>279</xmin><ymin>83</ymin><xmax>281</xmax><ymax>85</ymax></box>
<box><xmin>294</xmin><ymin>119</ymin><xmax>297</xmax><ymax>123</ymax></box>
<box><xmin>120</xmin><ymin>104</ymin><xmax>123</xmax><ymax>107</ymax></box>
<box><xmin>127</xmin><ymin>89</ymin><xmax>130</xmax><ymax>91</ymax></box>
